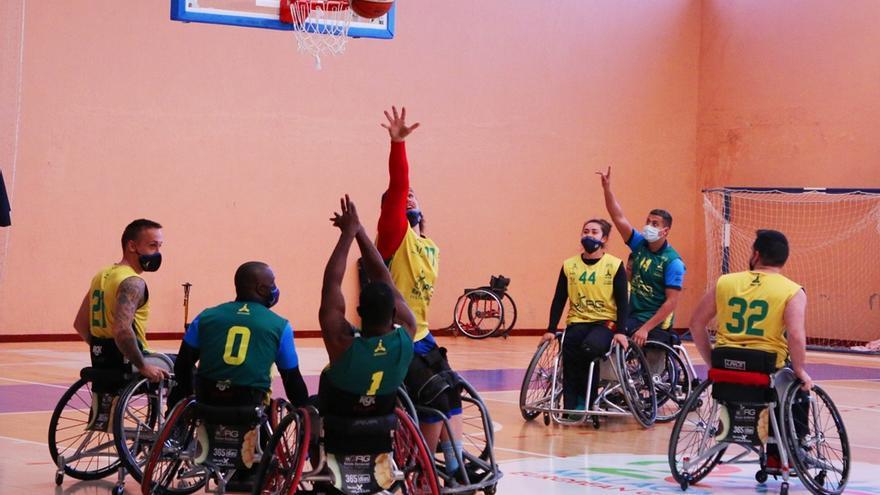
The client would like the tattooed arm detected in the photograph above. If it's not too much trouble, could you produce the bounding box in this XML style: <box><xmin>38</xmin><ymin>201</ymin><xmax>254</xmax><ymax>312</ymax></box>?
<box><xmin>113</xmin><ymin>276</ymin><xmax>167</xmax><ymax>382</ymax></box>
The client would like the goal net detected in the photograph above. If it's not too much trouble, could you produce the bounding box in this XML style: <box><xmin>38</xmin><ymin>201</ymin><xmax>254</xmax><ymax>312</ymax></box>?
<box><xmin>703</xmin><ymin>188</ymin><xmax>880</xmax><ymax>351</ymax></box>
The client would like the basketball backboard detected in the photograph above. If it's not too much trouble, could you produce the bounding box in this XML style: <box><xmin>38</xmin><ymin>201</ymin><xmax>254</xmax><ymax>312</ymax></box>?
<box><xmin>170</xmin><ymin>0</ymin><xmax>395</xmax><ymax>39</ymax></box>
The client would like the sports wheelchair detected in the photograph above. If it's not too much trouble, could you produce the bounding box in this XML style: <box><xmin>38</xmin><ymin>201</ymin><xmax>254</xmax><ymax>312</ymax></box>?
<box><xmin>668</xmin><ymin>347</ymin><xmax>850</xmax><ymax>495</ymax></box>
<box><xmin>140</xmin><ymin>382</ymin><xmax>292</xmax><ymax>495</ymax></box>
<box><xmin>519</xmin><ymin>333</ymin><xmax>657</xmax><ymax>428</ymax></box>
<box><xmin>643</xmin><ymin>333</ymin><xmax>699</xmax><ymax>423</ymax></box>
<box><xmin>452</xmin><ymin>275</ymin><xmax>517</xmax><ymax>339</ymax></box>
<box><xmin>48</xmin><ymin>339</ymin><xmax>174</xmax><ymax>495</ymax></box>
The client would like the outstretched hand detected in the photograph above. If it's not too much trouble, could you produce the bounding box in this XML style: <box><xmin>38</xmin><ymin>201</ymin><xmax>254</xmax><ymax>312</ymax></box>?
<box><xmin>381</xmin><ymin>106</ymin><xmax>420</xmax><ymax>142</ymax></box>
<box><xmin>596</xmin><ymin>166</ymin><xmax>611</xmax><ymax>189</ymax></box>
<box><xmin>331</xmin><ymin>194</ymin><xmax>361</xmax><ymax>237</ymax></box>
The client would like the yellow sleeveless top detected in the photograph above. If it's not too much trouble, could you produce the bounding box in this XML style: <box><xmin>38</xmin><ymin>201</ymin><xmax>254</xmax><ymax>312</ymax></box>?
<box><xmin>562</xmin><ymin>253</ymin><xmax>622</xmax><ymax>325</ymax></box>
<box><xmin>715</xmin><ymin>271</ymin><xmax>802</xmax><ymax>368</ymax></box>
<box><xmin>88</xmin><ymin>264</ymin><xmax>150</xmax><ymax>351</ymax></box>
<box><xmin>388</xmin><ymin>227</ymin><xmax>439</xmax><ymax>342</ymax></box>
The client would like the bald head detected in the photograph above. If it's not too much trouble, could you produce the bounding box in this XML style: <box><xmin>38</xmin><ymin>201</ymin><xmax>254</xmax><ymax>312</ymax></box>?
<box><xmin>234</xmin><ymin>261</ymin><xmax>276</xmax><ymax>302</ymax></box>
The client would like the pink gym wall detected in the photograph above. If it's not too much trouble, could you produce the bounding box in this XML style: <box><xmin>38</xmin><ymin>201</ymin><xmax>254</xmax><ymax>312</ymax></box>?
<box><xmin>0</xmin><ymin>0</ymin><xmax>702</xmax><ymax>337</ymax></box>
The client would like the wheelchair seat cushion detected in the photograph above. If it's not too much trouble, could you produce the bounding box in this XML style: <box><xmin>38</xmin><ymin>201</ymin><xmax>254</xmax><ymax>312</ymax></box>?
<box><xmin>323</xmin><ymin>412</ymin><xmax>398</xmax><ymax>455</ymax></box>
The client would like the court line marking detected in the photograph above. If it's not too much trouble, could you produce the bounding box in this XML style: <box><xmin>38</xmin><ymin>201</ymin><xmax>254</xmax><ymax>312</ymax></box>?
<box><xmin>0</xmin><ymin>377</ymin><xmax>69</xmax><ymax>389</ymax></box>
<box><xmin>493</xmin><ymin>446</ymin><xmax>555</xmax><ymax>458</ymax></box>
<box><xmin>0</xmin><ymin>435</ymin><xmax>45</xmax><ymax>447</ymax></box>
<box><xmin>0</xmin><ymin>410</ymin><xmax>54</xmax><ymax>416</ymax></box>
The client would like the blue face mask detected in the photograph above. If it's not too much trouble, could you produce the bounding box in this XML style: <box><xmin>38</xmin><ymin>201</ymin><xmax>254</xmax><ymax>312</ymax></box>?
<box><xmin>581</xmin><ymin>236</ymin><xmax>604</xmax><ymax>253</ymax></box>
<box><xmin>264</xmin><ymin>286</ymin><xmax>280</xmax><ymax>308</ymax></box>
<box><xmin>137</xmin><ymin>252</ymin><xmax>162</xmax><ymax>272</ymax></box>
<box><xmin>406</xmin><ymin>209</ymin><xmax>422</xmax><ymax>228</ymax></box>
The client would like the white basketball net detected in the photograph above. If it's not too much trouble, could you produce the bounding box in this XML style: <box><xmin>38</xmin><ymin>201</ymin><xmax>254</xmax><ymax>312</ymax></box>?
<box><xmin>289</xmin><ymin>0</ymin><xmax>353</xmax><ymax>69</ymax></box>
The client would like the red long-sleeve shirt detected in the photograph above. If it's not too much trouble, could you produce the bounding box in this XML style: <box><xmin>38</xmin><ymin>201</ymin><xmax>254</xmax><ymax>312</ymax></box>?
<box><xmin>377</xmin><ymin>141</ymin><xmax>409</xmax><ymax>260</ymax></box>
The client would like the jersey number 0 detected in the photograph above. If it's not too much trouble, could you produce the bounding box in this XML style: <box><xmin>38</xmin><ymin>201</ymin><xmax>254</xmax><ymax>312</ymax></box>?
<box><xmin>223</xmin><ymin>326</ymin><xmax>251</xmax><ymax>365</ymax></box>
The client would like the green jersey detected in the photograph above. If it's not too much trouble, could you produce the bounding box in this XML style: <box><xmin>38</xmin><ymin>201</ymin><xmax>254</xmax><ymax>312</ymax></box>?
<box><xmin>183</xmin><ymin>301</ymin><xmax>299</xmax><ymax>392</ymax></box>
<box><xmin>628</xmin><ymin>231</ymin><xmax>686</xmax><ymax>327</ymax></box>
<box><xmin>325</xmin><ymin>326</ymin><xmax>413</xmax><ymax>397</ymax></box>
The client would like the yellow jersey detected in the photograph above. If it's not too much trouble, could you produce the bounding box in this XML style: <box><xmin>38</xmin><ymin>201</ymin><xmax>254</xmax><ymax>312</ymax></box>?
<box><xmin>562</xmin><ymin>253</ymin><xmax>622</xmax><ymax>326</ymax></box>
<box><xmin>715</xmin><ymin>271</ymin><xmax>802</xmax><ymax>368</ymax></box>
<box><xmin>388</xmin><ymin>226</ymin><xmax>439</xmax><ymax>342</ymax></box>
<box><xmin>88</xmin><ymin>264</ymin><xmax>150</xmax><ymax>351</ymax></box>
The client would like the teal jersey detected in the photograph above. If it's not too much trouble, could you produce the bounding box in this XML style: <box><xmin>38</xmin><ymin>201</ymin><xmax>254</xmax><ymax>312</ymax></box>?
<box><xmin>184</xmin><ymin>301</ymin><xmax>298</xmax><ymax>392</ymax></box>
<box><xmin>325</xmin><ymin>326</ymin><xmax>413</xmax><ymax>396</ymax></box>
<box><xmin>628</xmin><ymin>231</ymin><xmax>686</xmax><ymax>327</ymax></box>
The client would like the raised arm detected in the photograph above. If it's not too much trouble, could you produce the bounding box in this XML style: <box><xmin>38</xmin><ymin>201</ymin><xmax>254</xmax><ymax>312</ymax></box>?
<box><xmin>112</xmin><ymin>277</ymin><xmax>167</xmax><ymax>382</ymax></box>
<box><xmin>596</xmin><ymin>167</ymin><xmax>634</xmax><ymax>242</ymax></box>
<box><xmin>73</xmin><ymin>292</ymin><xmax>91</xmax><ymax>344</ymax></box>
<box><xmin>355</xmin><ymin>227</ymin><xmax>417</xmax><ymax>339</ymax></box>
<box><xmin>784</xmin><ymin>290</ymin><xmax>812</xmax><ymax>391</ymax></box>
<box><xmin>319</xmin><ymin>195</ymin><xmax>359</xmax><ymax>363</ymax></box>
<box><xmin>377</xmin><ymin>106</ymin><xmax>420</xmax><ymax>260</ymax></box>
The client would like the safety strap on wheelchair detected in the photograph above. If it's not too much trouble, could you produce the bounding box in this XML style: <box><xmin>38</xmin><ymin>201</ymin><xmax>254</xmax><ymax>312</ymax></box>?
<box><xmin>408</xmin><ymin>347</ymin><xmax>461</xmax><ymax>406</ymax></box>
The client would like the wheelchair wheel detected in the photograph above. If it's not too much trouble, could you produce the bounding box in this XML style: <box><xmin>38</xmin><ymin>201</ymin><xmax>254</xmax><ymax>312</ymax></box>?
<box><xmin>519</xmin><ymin>339</ymin><xmax>556</xmax><ymax>421</ymax></box>
<box><xmin>644</xmin><ymin>342</ymin><xmax>692</xmax><ymax>423</ymax></box>
<box><xmin>48</xmin><ymin>377</ymin><xmax>122</xmax><ymax>481</ymax></box>
<box><xmin>394</xmin><ymin>408</ymin><xmax>441</xmax><ymax>495</ymax></box>
<box><xmin>113</xmin><ymin>377</ymin><xmax>162</xmax><ymax>483</ymax></box>
<box><xmin>499</xmin><ymin>293</ymin><xmax>518</xmax><ymax>335</ymax></box>
<box><xmin>141</xmin><ymin>397</ymin><xmax>207</xmax><ymax>495</ymax></box>
<box><xmin>254</xmin><ymin>408</ymin><xmax>309</xmax><ymax>495</ymax></box>
<box><xmin>616</xmin><ymin>344</ymin><xmax>657</xmax><ymax>428</ymax></box>
<box><xmin>668</xmin><ymin>379</ymin><xmax>726</xmax><ymax>487</ymax></box>
<box><xmin>781</xmin><ymin>384</ymin><xmax>850</xmax><ymax>495</ymax></box>
<box><xmin>397</xmin><ymin>386</ymin><xmax>419</xmax><ymax>422</ymax></box>
<box><xmin>453</xmin><ymin>289</ymin><xmax>503</xmax><ymax>339</ymax></box>
<box><xmin>460</xmin><ymin>379</ymin><xmax>494</xmax><ymax>461</ymax></box>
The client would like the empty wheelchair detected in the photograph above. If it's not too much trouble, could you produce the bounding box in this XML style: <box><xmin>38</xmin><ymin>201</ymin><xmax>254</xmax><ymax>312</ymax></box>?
<box><xmin>643</xmin><ymin>334</ymin><xmax>699</xmax><ymax>423</ymax></box>
<box><xmin>141</xmin><ymin>381</ymin><xmax>288</xmax><ymax>495</ymax></box>
<box><xmin>253</xmin><ymin>400</ymin><xmax>441</xmax><ymax>494</ymax></box>
<box><xmin>668</xmin><ymin>348</ymin><xmax>850</xmax><ymax>495</ymax></box>
<box><xmin>519</xmin><ymin>333</ymin><xmax>657</xmax><ymax>428</ymax></box>
<box><xmin>452</xmin><ymin>275</ymin><xmax>517</xmax><ymax>339</ymax></box>
<box><xmin>48</xmin><ymin>338</ymin><xmax>174</xmax><ymax>495</ymax></box>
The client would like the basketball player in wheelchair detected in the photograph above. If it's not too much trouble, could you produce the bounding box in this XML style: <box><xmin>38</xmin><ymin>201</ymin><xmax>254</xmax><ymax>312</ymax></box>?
<box><xmin>670</xmin><ymin>229</ymin><xmax>850</xmax><ymax>495</ymax></box>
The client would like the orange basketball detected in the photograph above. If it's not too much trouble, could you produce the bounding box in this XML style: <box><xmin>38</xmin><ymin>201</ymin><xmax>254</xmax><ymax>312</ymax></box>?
<box><xmin>350</xmin><ymin>0</ymin><xmax>394</xmax><ymax>19</ymax></box>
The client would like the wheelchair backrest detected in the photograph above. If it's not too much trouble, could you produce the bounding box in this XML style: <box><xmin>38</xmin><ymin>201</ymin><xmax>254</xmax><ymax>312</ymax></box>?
<box><xmin>323</xmin><ymin>413</ymin><xmax>399</xmax><ymax>495</ymax></box>
<box><xmin>489</xmin><ymin>275</ymin><xmax>510</xmax><ymax>294</ymax></box>
<box><xmin>194</xmin><ymin>402</ymin><xmax>263</xmax><ymax>470</ymax></box>
<box><xmin>711</xmin><ymin>347</ymin><xmax>777</xmax><ymax>374</ymax></box>
<box><xmin>708</xmin><ymin>348</ymin><xmax>778</xmax><ymax>446</ymax></box>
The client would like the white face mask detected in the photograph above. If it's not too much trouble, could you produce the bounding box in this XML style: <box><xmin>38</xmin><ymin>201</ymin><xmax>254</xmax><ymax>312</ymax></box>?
<box><xmin>643</xmin><ymin>225</ymin><xmax>663</xmax><ymax>242</ymax></box>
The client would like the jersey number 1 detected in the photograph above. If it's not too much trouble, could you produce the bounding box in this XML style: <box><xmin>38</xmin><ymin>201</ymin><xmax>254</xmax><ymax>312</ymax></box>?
<box><xmin>366</xmin><ymin>371</ymin><xmax>384</xmax><ymax>396</ymax></box>
<box><xmin>223</xmin><ymin>326</ymin><xmax>251</xmax><ymax>366</ymax></box>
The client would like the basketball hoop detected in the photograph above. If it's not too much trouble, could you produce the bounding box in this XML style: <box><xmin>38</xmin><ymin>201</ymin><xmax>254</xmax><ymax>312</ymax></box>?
<box><xmin>281</xmin><ymin>0</ymin><xmax>353</xmax><ymax>69</ymax></box>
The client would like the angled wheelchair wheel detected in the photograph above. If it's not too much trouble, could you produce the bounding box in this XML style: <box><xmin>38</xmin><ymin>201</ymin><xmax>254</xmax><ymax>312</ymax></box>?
<box><xmin>617</xmin><ymin>344</ymin><xmax>657</xmax><ymax>428</ymax></box>
<box><xmin>453</xmin><ymin>289</ymin><xmax>503</xmax><ymax>339</ymax></box>
<box><xmin>48</xmin><ymin>377</ymin><xmax>122</xmax><ymax>481</ymax></box>
<box><xmin>113</xmin><ymin>376</ymin><xmax>163</xmax><ymax>483</ymax></box>
<box><xmin>499</xmin><ymin>293</ymin><xmax>518</xmax><ymax>335</ymax></box>
<box><xmin>519</xmin><ymin>339</ymin><xmax>557</xmax><ymax>421</ymax></box>
<box><xmin>254</xmin><ymin>408</ymin><xmax>309</xmax><ymax>495</ymax></box>
<box><xmin>668</xmin><ymin>379</ymin><xmax>726</xmax><ymax>487</ymax></box>
<box><xmin>782</xmin><ymin>384</ymin><xmax>850</xmax><ymax>495</ymax></box>
<box><xmin>644</xmin><ymin>342</ymin><xmax>692</xmax><ymax>423</ymax></box>
<box><xmin>460</xmin><ymin>379</ymin><xmax>494</xmax><ymax>461</ymax></box>
<box><xmin>394</xmin><ymin>408</ymin><xmax>441</xmax><ymax>495</ymax></box>
<box><xmin>141</xmin><ymin>397</ymin><xmax>207</xmax><ymax>495</ymax></box>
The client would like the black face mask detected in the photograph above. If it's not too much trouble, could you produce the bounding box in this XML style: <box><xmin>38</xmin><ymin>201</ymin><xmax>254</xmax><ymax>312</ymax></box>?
<box><xmin>406</xmin><ymin>209</ymin><xmax>422</xmax><ymax>228</ymax></box>
<box><xmin>264</xmin><ymin>287</ymin><xmax>280</xmax><ymax>308</ymax></box>
<box><xmin>581</xmin><ymin>236</ymin><xmax>604</xmax><ymax>254</ymax></box>
<box><xmin>138</xmin><ymin>252</ymin><xmax>162</xmax><ymax>272</ymax></box>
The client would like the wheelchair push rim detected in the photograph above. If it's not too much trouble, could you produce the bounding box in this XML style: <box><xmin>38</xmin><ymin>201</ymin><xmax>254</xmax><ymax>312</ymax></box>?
<box><xmin>141</xmin><ymin>397</ymin><xmax>208</xmax><ymax>495</ymax></box>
